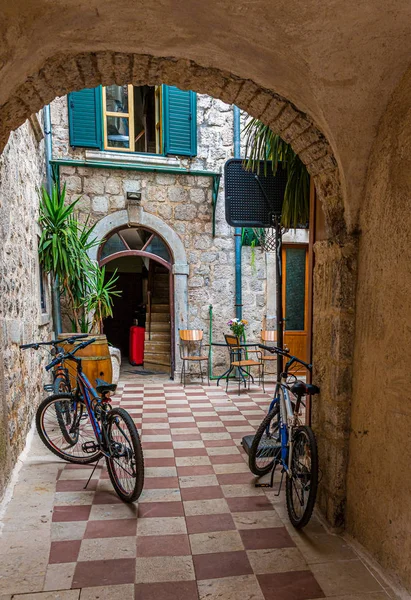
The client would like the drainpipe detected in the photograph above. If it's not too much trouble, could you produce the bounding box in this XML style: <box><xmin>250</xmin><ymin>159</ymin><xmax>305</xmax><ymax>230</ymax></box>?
<box><xmin>233</xmin><ymin>106</ymin><xmax>242</xmax><ymax>320</ymax></box>
<box><xmin>43</xmin><ymin>105</ymin><xmax>62</xmax><ymax>334</ymax></box>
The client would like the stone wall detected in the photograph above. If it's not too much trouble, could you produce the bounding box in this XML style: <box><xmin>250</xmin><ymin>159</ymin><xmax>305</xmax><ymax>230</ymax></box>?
<box><xmin>345</xmin><ymin>66</ymin><xmax>411</xmax><ymax>593</ymax></box>
<box><xmin>0</xmin><ymin>117</ymin><xmax>52</xmax><ymax>497</ymax></box>
<box><xmin>50</xmin><ymin>93</ymin><xmax>268</xmax><ymax>373</ymax></box>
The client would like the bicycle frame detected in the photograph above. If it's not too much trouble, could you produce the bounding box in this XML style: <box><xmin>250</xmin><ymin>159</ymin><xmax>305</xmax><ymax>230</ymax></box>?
<box><xmin>75</xmin><ymin>369</ymin><xmax>103</xmax><ymax>440</ymax></box>
<box><xmin>268</xmin><ymin>372</ymin><xmax>301</xmax><ymax>477</ymax></box>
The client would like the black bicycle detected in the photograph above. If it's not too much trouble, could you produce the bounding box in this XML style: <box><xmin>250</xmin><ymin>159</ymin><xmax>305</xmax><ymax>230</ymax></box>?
<box><xmin>24</xmin><ymin>338</ymin><xmax>144</xmax><ymax>502</ymax></box>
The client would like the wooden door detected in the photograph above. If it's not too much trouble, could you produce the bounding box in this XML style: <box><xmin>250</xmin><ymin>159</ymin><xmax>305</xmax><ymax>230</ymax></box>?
<box><xmin>282</xmin><ymin>245</ymin><xmax>309</xmax><ymax>364</ymax></box>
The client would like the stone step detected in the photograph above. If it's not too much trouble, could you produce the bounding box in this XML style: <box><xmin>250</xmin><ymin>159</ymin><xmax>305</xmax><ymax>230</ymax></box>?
<box><xmin>144</xmin><ymin>352</ymin><xmax>171</xmax><ymax>366</ymax></box>
<box><xmin>150</xmin><ymin>322</ymin><xmax>171</xmax><ymax>332</ymax></box>
<box><xmin>150</xmin><ymin>313</ymin><xmax>170</xmax><ymax>322</ymax></box>
<box><xmin>145</xmin><ymin>332</ymin><xmax>171</xmax><ymax>342</ymax></box>
<box><xmin>144</xmin><ymin>361</ymin><xmax>170</xmax><ymax>373</ymax></box>
<box><xmin>151</xmin><ymin>304</ymin><xmax>170</xmax><ymax>313</ymax></box>
<box><xmin>145</xmin><ymin>341</ymin><xmax>170</xmax><ymax>353</ymax></box>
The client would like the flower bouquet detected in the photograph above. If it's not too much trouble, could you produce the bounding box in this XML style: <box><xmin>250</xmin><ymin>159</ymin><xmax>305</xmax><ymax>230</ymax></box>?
<box><xmin>227</xmin><ymin>318</ymin><xmax>248</xmax><ymax>339</ymax></box>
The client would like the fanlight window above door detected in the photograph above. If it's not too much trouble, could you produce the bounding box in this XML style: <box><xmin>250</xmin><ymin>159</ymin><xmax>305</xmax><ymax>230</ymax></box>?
<box><xmin>100</xmin><ymin>228</ymin><xmax>171</xmax><ymax>263</ymax></box>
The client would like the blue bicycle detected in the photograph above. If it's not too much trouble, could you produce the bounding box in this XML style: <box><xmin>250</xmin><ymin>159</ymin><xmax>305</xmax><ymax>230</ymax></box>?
<box><xmin>28</xmin><ymin>338</ymin><xmax>144</xmax><ymax>503</ymax></box>
<box><xmin>243</xmin><ymin>345</ymin><xmax>320</xmax><ymax>528</ymax></box>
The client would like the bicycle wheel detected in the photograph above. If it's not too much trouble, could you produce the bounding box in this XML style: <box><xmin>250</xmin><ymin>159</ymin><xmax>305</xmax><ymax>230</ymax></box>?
<box><xmin>249</xmin><ymin>403</ymin><xmax>281</xmax><ymax>476</ymax></box>
<box><xmin>105</xmin><ymin>408</ymin><xmax>144</xmax><ymax>502</ymax></box>
<box><xmin>286</xmin><ymin>425</ymin><xmax>318</xmax><ymax>529</ymax></box>
<box><xmin>36</xmin><ymin>394</ymin><xmax>101</xmax><ymax>464</ymax></box>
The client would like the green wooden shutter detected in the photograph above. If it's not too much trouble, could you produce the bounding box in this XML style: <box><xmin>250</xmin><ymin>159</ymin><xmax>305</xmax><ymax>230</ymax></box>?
<box><xmin>68</xmin><ymin>87</ymin><xmax>102</xmax><ymax>149</ymax></box>
<box><xmin>163</xmin><ymin>85</ymin><xmax>197</xmax><ymax>156</ymax></box>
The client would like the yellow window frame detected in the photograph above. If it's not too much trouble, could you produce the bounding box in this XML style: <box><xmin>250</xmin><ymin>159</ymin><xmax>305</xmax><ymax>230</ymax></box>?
<box><xmin>102</xmin><ymin>84</ymin><xmax>163</xmax><ymax>154</ymax></box>
<box><xmin>102</xmin><ymin>84</ymin><xmax>135</xmax><ymax>152</ymax></box>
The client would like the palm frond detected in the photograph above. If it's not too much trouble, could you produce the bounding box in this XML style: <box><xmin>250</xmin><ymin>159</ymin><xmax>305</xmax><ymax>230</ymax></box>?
<box><xmin>243</xmin><ymin>117</ymin><xmax>310</xmax><ymax>228</ymax></box>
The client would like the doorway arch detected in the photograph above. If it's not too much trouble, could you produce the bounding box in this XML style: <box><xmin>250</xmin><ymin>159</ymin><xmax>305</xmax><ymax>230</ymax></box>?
<box><xmin>89</xmin><ymin>207</ymin><xmax>189</xmax><ymax>377</ymax></box>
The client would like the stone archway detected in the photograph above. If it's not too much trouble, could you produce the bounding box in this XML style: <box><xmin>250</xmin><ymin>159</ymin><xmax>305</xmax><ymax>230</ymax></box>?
<box><xmin>1</xmin><ymin>49</ymin><xmax>357</xmax><ymax>528</ymax></box>
<box><xmin>89</xmin><ymin>206</ymin><xmax>189</xmax><ymax>377</ymax></box>
<box><xmin>1</xmin><ymin>52</ymin><xmax>344</xmax><ymax>240</ymax></box>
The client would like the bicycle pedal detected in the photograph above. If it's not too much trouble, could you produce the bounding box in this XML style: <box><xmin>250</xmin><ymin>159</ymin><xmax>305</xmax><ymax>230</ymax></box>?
<box><xmin>43</xmin><ymin>384</ymin><xmax>54</xmax><ymax>392</ymax></box>
<box><xmin>255</xmin><ymin>483</ymin><xmax>271</xmax><ymax>488</ymax></box>
<box><xmin>82</xmin><ymin>441</ymin><xmax>99</xmax><ymax>454</ymax></box>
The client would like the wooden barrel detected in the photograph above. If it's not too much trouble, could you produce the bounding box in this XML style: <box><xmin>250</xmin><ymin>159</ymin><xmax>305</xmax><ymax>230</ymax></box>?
<box><xmin>58</xmin><ymin>334</ymin><xmax>113</xmax><ymax>389</ymax></box>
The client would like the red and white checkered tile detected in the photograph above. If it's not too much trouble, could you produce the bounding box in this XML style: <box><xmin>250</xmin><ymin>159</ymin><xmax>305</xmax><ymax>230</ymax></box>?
<box><xmin>0</xmin><ymin>380</ymin><xmax>391</xmax><ymax>600</ymax></box>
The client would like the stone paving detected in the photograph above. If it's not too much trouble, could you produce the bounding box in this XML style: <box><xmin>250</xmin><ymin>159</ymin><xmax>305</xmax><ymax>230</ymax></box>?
<box><xmin>0</xmin><ymin>379</ymin><xmax>397</xmax><ymax>600</ymax></box>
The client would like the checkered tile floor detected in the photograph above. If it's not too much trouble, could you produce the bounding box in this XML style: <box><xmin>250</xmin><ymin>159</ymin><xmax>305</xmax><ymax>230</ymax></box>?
<box><xmin>0</xmin><ymin>380</ymin><xmax>395</xmax><ymax>600</ymax></box>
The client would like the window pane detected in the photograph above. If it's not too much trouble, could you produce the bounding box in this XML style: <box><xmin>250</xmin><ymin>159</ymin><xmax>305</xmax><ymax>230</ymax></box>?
<box><xmin>145</xmin><ymin>236</ymin><xmax>170</xmax><ymax>261</ymax></box>
<box><xmin>106</xmin><ymin>115</ymin><xmax>130</xmax><ymax>148</ymax></box>
<box><xmin>105</xmin><ymin>85</ymin><xmax>129</xmax><ymax>113</ymax></box>
<box><xmin>285</xmin><ymin>248</ymin><xmax>306</xmax><ymax>331</ymax></box>
<box><xmin>100</xmin><ymin>234</ymin><xmax>127</xmax><ymax>259</ymax></box>
<box><xmin>119</xmin><ymin>228</ymin><xmax>144</xmax><ymax>250</ymax></box>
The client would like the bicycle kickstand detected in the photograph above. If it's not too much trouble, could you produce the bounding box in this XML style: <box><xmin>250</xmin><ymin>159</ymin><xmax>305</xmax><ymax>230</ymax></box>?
<box><xmin>255</xmin><ymin>461</ymin><xmax>278</xmax><ymax>489</ymax></box>
<box><xmin>83</xmin><ymin>457</ymin><xmax>101</xmax><ymax>490</ymax></box>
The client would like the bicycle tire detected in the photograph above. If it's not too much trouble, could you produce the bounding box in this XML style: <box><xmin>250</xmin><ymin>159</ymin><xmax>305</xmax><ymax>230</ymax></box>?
<box><xmin>285</xmin><ymin>425</ymin><xmax>318</xmax><ymax>529</ymax></box>
<box><xmin>36</xmin><ymin>393</ymin><xmax>101</xmax><ymax>464</ymax></box>
<box><xmin>249</xmin><ymin>404</ymin><xmax>281</xmax><ymax>476</ymax></box>
<box><xmin>53</xmin><ymin>374</ymin><xmax>70</xmax><ymax>394</ymax></box>
<box><xmin>105</xmin><ymin>408</ymin><xmax>144</xmax><ymax>502</ymax></box>
<box><xmin>53</xmin><ymin>375</ymin><xmax>77</xmax><ymax>445</ymax></box>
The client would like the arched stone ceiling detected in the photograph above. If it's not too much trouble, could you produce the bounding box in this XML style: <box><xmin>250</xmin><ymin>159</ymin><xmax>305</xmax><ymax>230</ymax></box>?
<box><xmin>1</xmin><ymin>0</ymin><xmax>411</xmax><ymax>230</ymax></box>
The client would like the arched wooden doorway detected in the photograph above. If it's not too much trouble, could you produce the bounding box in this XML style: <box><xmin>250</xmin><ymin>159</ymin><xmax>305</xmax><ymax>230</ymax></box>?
<box><xmin>98</xmin><ymin>226</ymin><xmax>174</xmax><ymax>376</ymax></box>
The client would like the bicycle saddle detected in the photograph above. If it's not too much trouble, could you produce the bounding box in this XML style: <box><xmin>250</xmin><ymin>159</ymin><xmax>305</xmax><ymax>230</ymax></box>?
<box><xmin>95</xmin><ymin>378</ymin><xmax>117</xmax><ymax>394</ymax></box>
<box><xmin>291</xmin><ymin>381</ymin><xmax>307</xmax><ymax>396</ymax></box>
<box><xmin>306</xmin><ymin>384</ymin><xmax>320</xmax><ymax>395</ymax></box>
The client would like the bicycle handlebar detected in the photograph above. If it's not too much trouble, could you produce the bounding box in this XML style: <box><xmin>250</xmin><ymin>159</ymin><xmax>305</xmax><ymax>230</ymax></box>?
<box><xmin>258</xmin><ymin>344</ymin><xmax>312</xmax><ymax>372</ymax></box>
<box><xmin>45</xmin><ymin>338</ymin><xmax>97</xmax><ymax>371</ymax></box>
<box><xmin>20</xmin><ymin>334</ymin><xmax>89</xmax><ymax>350</ymax></box>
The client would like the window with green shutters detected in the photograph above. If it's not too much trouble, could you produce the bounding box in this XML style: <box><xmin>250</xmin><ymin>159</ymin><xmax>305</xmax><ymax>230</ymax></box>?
<box><xmin>67</xmin><ymin>84</ymin><xmax>197</xmax><ymax>157</ymax></box>
<box><xmin>68</xmin><ymin>87</ymin><xmax>103</xmax><ymax>149</ymax></box>
<box><xmin>163</xmin><ymin>86</ymin><xmax>197</xmax><ymax>157</ymax></box>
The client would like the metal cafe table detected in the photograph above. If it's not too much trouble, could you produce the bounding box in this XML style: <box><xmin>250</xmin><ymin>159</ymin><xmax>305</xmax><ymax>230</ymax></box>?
<box><xmin>211</xmin><ymin>341</ymin><xmax>261</xmax><ymax>387</ymax></box>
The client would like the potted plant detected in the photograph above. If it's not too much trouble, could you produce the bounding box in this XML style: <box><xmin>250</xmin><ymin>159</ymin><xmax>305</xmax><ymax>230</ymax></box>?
<box><xmin>38</xmin><ymin>183</ymin><xmax>122</xmax><ymax>383</ymax></box>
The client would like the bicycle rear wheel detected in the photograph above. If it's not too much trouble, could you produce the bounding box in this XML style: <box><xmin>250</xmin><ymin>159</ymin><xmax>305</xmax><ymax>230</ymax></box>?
<box><xmin>248</xmin><ymin>404</ymin><xmax>281</xmax><ymax>476</ymax></box>
<box><xmin>105</xmin><ymin>408</ymin><xmax>144</xmax><ymax>502</ymax></box>
<box><xmin>285</xmin><ymin>425</ymin><xmax>318</xmax><ymax>529</ymax></box>
<box><xmin>36</xmin><ymin>393</ymin><xmax>101</xmax><ymax>464</ymax></box>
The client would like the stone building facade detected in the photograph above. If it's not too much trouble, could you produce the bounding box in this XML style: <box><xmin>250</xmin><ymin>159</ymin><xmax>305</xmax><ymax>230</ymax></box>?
<box><xmin>0</xmin><ymin>116</ymin><xmax>52</xmax><ymax>494</ymax></box>
<box><xmin>50</xmin><ymin>91</ymin><xmax>307</xmax><ymax>376</ymax></box>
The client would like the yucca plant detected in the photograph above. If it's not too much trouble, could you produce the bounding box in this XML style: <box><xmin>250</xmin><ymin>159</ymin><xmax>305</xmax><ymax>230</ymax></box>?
<box><xmin>38</xmin><ymin>183</ymin><xmax>110</xmax><ymax>332</ymax></box>
<box><xmin>243</xmin><ymin>118</ymin><xmax>310</xmax><ymax>229</ymax></box>
<box><xmin>85</xmin><ymin>264</ymin><xmax>122</xmax><ymax>334</ymax></box>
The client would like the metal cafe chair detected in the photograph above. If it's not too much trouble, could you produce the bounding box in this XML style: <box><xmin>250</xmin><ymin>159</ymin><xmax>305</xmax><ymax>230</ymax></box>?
<box><xmin>179</xmin><ymin>329</ymin><xmax>210</xmax><ymax>387</ymax></box>
<box><xmin>224</xmin><ymin>333</ymin><xmax>262</xmax><ymax>395</ymax></box>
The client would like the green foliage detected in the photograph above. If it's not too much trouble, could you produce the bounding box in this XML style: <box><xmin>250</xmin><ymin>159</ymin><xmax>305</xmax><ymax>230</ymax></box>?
<box><xmin>85</xmin><ymin>264</ymin><xmax>122</xmax><ymax>334</ymax></box>
<box><xmin>243</xmin><ymin>119</ymin><xmax>310</xmax><ymax>229</ymax></box>
<box><xmin>38</xmin><ymin>183</ymin><xmax>120</xmax><ymax>333</ymax></box>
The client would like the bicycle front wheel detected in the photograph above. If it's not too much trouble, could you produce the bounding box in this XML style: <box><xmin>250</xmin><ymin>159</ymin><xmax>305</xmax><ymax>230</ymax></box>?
<box><xmin>286</xmin><ymin>425</ymin><xmax>318</xmax><ymax>529</ymax></box>
<box><xmin>248</xmin><ymin>404</ymin><xmax>281</xmax><ymax>476</ymax></box>
<box><xmin>105</xmin><ymin>408</ymin><xmax>144</xmax><ymax>503</ymax></box>
<box><xmin>36</xmin><ymin>394</ymin><xmax>101</xmax><ymax>464</ymax></box>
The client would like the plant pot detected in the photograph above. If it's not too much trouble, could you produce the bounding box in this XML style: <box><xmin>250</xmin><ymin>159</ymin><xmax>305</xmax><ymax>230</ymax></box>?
<box><xmin>58</xmin><ymin>333</ymin><xmax>113</xmax><ymax>387</ymax></box>
<box><xmin>109</xmin><ymin>346</ymin><xmax>122</xmax><ymax>385</ymax></box>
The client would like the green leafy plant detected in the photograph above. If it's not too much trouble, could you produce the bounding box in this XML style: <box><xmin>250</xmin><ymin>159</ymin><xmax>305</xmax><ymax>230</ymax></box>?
<box><xmin>243</xmin><ymin>118</ymin><xmax>310</xmax><ymax>229</ymax></box>
<box><xmin>85</xmin><ymin>264</ymin><xmax>122</xmax><ymax>334</ymax></box>
<box><xmin>38</xmin><ymin>183</ymin><xmax>120</xmax><ymax>333</ymax></box>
